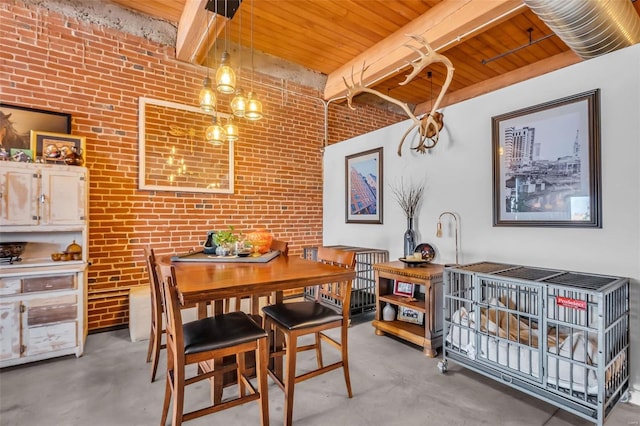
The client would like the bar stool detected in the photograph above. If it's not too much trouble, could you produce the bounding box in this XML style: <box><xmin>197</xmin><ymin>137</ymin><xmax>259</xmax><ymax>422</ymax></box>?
<box><xmin>261</xmin><ymin>246</ymin><xmax>356</xmax><ymax>425</ymax></box>
<box><xmin>157</xmin><ymin>264</ymin><xmax>270</xmax><ymax>426</ymax></box>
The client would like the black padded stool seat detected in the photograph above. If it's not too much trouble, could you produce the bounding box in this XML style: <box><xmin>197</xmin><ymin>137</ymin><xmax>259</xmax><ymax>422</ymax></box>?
<box><xmin>262</xmin><ymin>301</ymin><xmax>341</xmax><ymax>331</ymax></box>
<box><xmin>183</xmin><ymin>311</ymin><xmax>267</xmax><ymax>355</ymax></box>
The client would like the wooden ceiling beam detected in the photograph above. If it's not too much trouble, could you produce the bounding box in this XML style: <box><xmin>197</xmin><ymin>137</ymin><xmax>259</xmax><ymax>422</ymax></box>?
<box><xmin>176</xmin><ymin>0</ymin><xmax>227</xmax><ymax>64</ymax></box>
<box><xmin>323</xmin><ymin>0</ymin><xmax>526</xmax><ymax>101</ymax></box>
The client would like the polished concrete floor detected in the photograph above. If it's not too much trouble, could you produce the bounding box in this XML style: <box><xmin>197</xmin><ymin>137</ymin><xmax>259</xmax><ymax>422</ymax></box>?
<box><xmin>1</xmin><ymin>313</ymin><xmax>639</xmax><ymax>426</ymax></box>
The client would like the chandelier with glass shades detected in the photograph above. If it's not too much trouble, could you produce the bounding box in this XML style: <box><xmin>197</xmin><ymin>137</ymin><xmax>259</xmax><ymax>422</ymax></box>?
<box><xmin>199</xmin><ymin>0</ymin><xmax>263</xmax><ymax>146</ymax></box>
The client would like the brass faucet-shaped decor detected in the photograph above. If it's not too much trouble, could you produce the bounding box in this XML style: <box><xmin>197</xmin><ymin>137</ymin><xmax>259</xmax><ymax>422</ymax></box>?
<box><xmin>436</xmin><ymin>211</ymin><xmax>460</xmax><ymax>265</ymax></box>
<box><xmin>343</xmin><ymin>35</ymin><xmax>455</xmax><ymax>156</ymax></box>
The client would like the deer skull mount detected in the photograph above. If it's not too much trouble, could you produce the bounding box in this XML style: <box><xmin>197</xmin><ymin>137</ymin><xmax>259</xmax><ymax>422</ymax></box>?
<box><xmin>343</xmin><ymin>35</ymin><xmax>454</xmax><ymax>156</ymax></box>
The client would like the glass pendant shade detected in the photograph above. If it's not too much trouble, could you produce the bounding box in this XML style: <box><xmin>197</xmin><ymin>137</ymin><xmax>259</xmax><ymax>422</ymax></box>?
<box><xmin>231</xmin><ymin>88</ymin><xmax>247</xmax><ymax>117</ymax></box>
<box><xmin>205</xmin><ymin>117</ymin><xmax>227</xmax><ymax>146</ymax></box>
<box><xmin>224</xmin><ymin>117</ymin><xmax>239</xmax><ymax>142</ymax></box>
<box><xmin>245</xmin><ymin>92</ymin><xmax>263</xmax><ymax>121</ymax></box>
<box><xmin>216</xmin><ymin>51</ymin><xmax>236</xmax><ymax>94</ymax></box>
<box><xmin>199</xmin><ymin>77</ymin><xmax>216</xmax><ymax>112</ymax></box>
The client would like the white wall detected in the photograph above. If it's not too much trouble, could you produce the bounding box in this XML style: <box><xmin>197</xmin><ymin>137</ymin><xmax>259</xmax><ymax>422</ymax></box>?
<box><xmin>323</xmin><ymin>43</ymin><xmax>640</xmax><ymax>403</ymax></box>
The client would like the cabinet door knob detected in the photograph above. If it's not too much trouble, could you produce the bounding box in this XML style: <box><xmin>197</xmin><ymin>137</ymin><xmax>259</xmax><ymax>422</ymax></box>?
<box><xmin>39</xmin><ymin>194</ymin><xmax>45</xmax><ymax>203</ymax></box>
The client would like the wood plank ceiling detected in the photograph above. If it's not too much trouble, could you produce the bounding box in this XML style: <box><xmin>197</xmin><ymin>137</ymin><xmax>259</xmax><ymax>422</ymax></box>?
<box><xmin>108</xmin><ymin>0</ymin><xmax>640</xmax><ymax>113</ymax></box>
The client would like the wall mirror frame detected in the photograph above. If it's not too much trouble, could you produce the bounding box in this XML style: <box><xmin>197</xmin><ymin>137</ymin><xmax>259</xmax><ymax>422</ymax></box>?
<box><xmin>138</xmin><ymin>97</ymin><xmax>234</xmax><ymax>194</ymax></box>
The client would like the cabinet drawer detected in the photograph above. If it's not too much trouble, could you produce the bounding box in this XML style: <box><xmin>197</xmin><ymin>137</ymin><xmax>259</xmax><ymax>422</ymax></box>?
<box><xmin>28</xmin><ymin>304</ymin><xmax>77</xmax><ymax>326</ymax></box>
<box><xmin>0</xmin><ymin>277</ymin><xmax>22</xmax><ymax>295</ymax></box>
<box><xmin>26</xmin><ymin>294</ymin><xmax>77</xmax><ymax>326</ymax></box>
<box><xmin>22</xmin><ymin>275</ymin><xmax>75</xmax><ymax>293</ymax></box>
<box><xmin>24</xmin><ymin>321</ymin><xmax>77</xmax><ymax>356</ymax></box>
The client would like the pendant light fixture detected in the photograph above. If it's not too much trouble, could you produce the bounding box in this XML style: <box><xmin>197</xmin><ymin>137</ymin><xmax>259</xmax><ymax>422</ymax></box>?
<box><xmin>206</xmin><ymin>115</ymin><xmax>227</xmax><ymax>145</ymax></box>
<box><xmin>231</xmin><ymin>88</ymin><xmax>247</xmax><ymax>117</ymax></box>
<box><xmin>245</xmin><ymin>91</ymin><xmax>263</xmax><ymax>120</ymax></box>
<box><xmin>224</xmin><ymin>116</ymin><xmax>239</xmax><ymax>142</ymax></box>
<box><xmin>244</xmin><ymin>0</ymin><xmax>263</xmax><ymax>121</ymax></box>
<box><xmin>230</xmin><ymin>6</ymin><xmax>247</xmax><ymax>117</ymax></box>
<box><xmin>216</xmin><ymin>0</ymin><xmax>236</xmax><ymax>94</ymax></box>
<box><xmin>199</xmin><ymin>11</ymin><xmax>216</xmax><ymax>112</ymax></box>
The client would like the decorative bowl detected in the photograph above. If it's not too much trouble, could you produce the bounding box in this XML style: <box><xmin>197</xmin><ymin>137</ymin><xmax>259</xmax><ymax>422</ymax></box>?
<box><xmin>414</xmin><ymin>243</ymin><xmax>436</xmax><ymax>262</ymax></box>
<box><xmin>0</xmin><ymin>242</ymin><xmax>27</xmax><ymax>259</ymax></box>
<box><xmin>51</xmin><ymin>252</ymin><xmax>64</xmax><ymax>261</ymax></box>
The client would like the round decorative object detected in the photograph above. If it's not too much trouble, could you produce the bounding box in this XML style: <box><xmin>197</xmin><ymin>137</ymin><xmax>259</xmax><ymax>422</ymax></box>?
<box><xmin>66</xmin><ymin>240</ymin><xmax>82</xmax><ymax>254</ymax></box>
<box><xmin>246</xmin><ymin>228</ymin><xmax>273</xmax><ymax>254</ymax></box>
<box><xmin>414</xmin><ymin>243</ymin><xmax>436</xmax><ymax>262</ymax></box>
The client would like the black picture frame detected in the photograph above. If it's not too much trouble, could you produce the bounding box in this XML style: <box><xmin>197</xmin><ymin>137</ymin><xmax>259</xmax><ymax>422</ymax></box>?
<box><xmin>0</xmin><ymin>103</ymin><xmax>71</xmax><ymax>154</ymax></box>
<box><xmin>345</xmin><ymin>147</ymin><xmax>383</xmax><ymax>224</ymax></box>
<box><xmin>492</xmin><ymin>89</ymin><xmax>601</xmax><ymax>228</ymax></box>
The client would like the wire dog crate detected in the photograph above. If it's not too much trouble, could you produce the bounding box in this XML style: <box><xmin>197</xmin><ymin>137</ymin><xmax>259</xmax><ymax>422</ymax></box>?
<box><xmin>303</xmin><ymin>246</ymin><xmax>389</xmax><ymax>315</ymax></box>
<box><xmin>439</xmin><ymin>262</ymin><xmax>629</xmax><ymax>426</ymax></box>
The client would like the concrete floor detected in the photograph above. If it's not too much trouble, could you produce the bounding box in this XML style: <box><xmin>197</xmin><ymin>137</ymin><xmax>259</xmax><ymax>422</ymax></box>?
<box><xmin>1</xmin><ymin>313</ymin><xmax>639</xmax><ymax>426</ymax></box>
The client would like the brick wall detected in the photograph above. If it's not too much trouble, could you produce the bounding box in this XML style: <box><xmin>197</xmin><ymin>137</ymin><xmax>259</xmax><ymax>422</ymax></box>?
<box><xmin>2</xmin><ymin>1</ymin><xmax>404</xmax><ymax>331</ymax></box>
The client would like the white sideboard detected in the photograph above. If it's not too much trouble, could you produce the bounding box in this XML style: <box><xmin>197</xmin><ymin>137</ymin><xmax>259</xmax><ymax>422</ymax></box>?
<box><xmin>1</xmin><ymin>162</ymin><xmax>88</xmax><ymax>367</ymax></box>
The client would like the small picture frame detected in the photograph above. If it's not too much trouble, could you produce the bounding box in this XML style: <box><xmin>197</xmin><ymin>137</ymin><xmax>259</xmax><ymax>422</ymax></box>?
<box><xmin>397</xmin><ymin>306</ymin><xmax>424</xmax><ymax>325</ymax></box>
<box><xmin>393</xmin><ymin>281</ymin><xmax>415</xmax><ymax>297</ymax></box>
<box><xmin>345</xmin><ymin>147</ymin><xmax>383</xmax><ymax>224</ymax></box>
<box><xmin>9</xmin><ymin>148</ymin><xmax>33</xmax><ymax>162</ymax></box>
<box><xmin>30</xmin><ymin>131</ymin><xmax>85</xmax><ymax>163</ymax></box>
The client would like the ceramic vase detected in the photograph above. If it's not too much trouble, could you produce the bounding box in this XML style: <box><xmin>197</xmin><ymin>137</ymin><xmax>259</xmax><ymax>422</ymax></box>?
<box><xmin>382</xmin><ymin>303</ymin><xmax>396</xmax><ymax>321</ymax></box>
<box><xmin>404</xmin><ymin>217</ymin><xmax>416</xmax><ymax>257</ymax></box>
<box><xmin>246</xmin><ymin>228</ymin><xmax>273</xmax><ymax>254</ymax></box>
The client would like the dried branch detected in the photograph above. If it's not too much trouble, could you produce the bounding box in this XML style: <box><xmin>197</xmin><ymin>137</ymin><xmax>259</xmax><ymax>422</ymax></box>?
<box><xmin>390</xmin><ymin>179</ymin><xmax>424</xmax><ymax>218</ymax></box>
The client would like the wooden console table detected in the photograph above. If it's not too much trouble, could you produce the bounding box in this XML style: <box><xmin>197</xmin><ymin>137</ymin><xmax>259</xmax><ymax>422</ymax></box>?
<box><xmin>372</xmin><ymin>261</ymin><xmax>444</xmax><ymax>357</ymax></box>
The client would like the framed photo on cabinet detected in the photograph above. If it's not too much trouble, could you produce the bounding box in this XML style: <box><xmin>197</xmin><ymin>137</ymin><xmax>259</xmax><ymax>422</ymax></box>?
<box><xmin>393</xmin><ymin>280</ymin><xmax>415</xmax><ymax>297</ymax></box>
<box><xmin>345</xmin><ymin>147</ymin><xmax>383</xmax><ymax>224</ymax></box>
<box><xmin>0</xmin><ymin>103</ymin><xmax>71</xmax><ymax>153</ymax></box>
<box><xmin>30</xmin><ymin>131</ymin><xmax>85</xmax><ymax>163</ymax></box>
<box><xmin>492</xmin><ymin>89</ymin><xmax>601</xmax><ymax>228</ymax></box>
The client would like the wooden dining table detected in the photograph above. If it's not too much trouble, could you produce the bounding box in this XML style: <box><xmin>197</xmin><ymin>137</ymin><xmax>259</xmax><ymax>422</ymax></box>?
<box><xmin>159</xmin><ymin>253</ymin><xmax>356</xmax><ymax>314</ymax></box>
<box><xmin>158</xmin><ymin>252</ymin><xmax>356</xmax><ymax>394</ymax></box>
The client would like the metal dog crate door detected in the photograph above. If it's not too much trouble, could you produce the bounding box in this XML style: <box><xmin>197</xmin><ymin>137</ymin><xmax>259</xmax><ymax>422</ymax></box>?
<box><xmin>303</xmin><ymin>246</ymin><xmax>389</xmax><ymax>315</ymax></box>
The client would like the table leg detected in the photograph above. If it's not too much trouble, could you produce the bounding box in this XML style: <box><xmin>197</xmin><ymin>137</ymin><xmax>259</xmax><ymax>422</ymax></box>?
<box><xmin>270</xmin><ymin>290</ymin><xmax>285</xmax><ymax>380</ymax></box>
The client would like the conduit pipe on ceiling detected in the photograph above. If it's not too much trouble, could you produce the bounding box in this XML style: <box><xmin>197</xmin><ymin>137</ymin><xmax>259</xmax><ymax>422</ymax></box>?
<box><xmin>523</xmin><ymin>0</ymin><xmax>640</xmax><ymax>59</ymax></box>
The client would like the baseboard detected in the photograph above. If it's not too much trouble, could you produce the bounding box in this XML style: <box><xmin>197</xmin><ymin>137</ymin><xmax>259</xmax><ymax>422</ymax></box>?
<box><xmin>628</xmin><ymin>386</ymin><xmax>640</xmax><ymax>407</ymax></box>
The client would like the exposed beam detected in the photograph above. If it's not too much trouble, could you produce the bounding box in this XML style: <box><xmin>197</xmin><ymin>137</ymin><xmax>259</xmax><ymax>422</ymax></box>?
<box><xmin>176</xmin><ymin>0</ymin><xmax>227</xmax><ymax>64</ymax></box>
<box><xmin>415</xmin><ymin>51</ymin><xmax>582</xmax><ymax>114</ymax></box>
<box><xmin>323</xmin><ymin>0</ymin><xmax>526</xmax><ymax>101</ymax></box>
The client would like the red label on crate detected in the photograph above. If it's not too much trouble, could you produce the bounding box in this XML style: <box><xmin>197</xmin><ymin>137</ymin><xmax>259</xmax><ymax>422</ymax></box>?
<box><xmin>556</xmin><ymin>296</ymin><xmax>587</xmax><ymax>310</ymax></box>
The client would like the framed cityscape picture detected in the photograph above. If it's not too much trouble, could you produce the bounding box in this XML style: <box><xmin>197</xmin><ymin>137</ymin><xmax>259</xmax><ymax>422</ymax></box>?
<box><xmin>345</xmin><ymin>147</ymin><xmax>383</xmax><ymax>224</ymax></box>
<box><xmin>492</xmin><ymin>89</ymin><xmax>601</xmax><ymax>228</ymax></box>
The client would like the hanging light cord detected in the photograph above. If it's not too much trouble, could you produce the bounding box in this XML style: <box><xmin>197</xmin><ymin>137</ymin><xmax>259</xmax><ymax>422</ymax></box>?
<box><xmin>224</xmin><ymin>0</ymin><xmax>229</xmax><ymax>53</ymax></box>
<box><xmin>250</xmin><ymin>0</ymin><xmax>255</xmax><ymax>91</ymax></box>
<box><xmin>238</xmin><ymin>2</ymin><xmax>242</xmax><ymax>77</ymax></box>
<box><xmin>206</xmin><ymin>10</ymin><xmax>211</xmax><ymax>75</ymax></box>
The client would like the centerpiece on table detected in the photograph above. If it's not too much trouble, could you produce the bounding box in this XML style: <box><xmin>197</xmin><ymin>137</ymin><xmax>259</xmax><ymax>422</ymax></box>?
<box><xmin>390</xmin><ymin>178</ymin><xmax>425</xmax><ymax>257</ymax></box>
<box><xmin>212</xmin><ymin>226</ymin><xmax>238</xmax><ymax>256</ymax></box>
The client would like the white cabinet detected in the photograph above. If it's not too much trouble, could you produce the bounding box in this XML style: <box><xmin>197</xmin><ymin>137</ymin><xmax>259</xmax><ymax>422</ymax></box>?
<box><xmin>0</xmin><ymin>162</ymin><xmax>88</xmax><ymax>368</ymax></box>
<box><xmin>1</xmin><ymin>162</ymin><xmax>86</xmax><ymax>226</ymax></box>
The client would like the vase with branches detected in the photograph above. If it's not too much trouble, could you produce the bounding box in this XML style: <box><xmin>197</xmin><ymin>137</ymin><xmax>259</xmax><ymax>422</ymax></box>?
<box><xmin>390</xmin><ymin>179</ymin><xmax>425</xmax><ymax>257</ymax></box>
